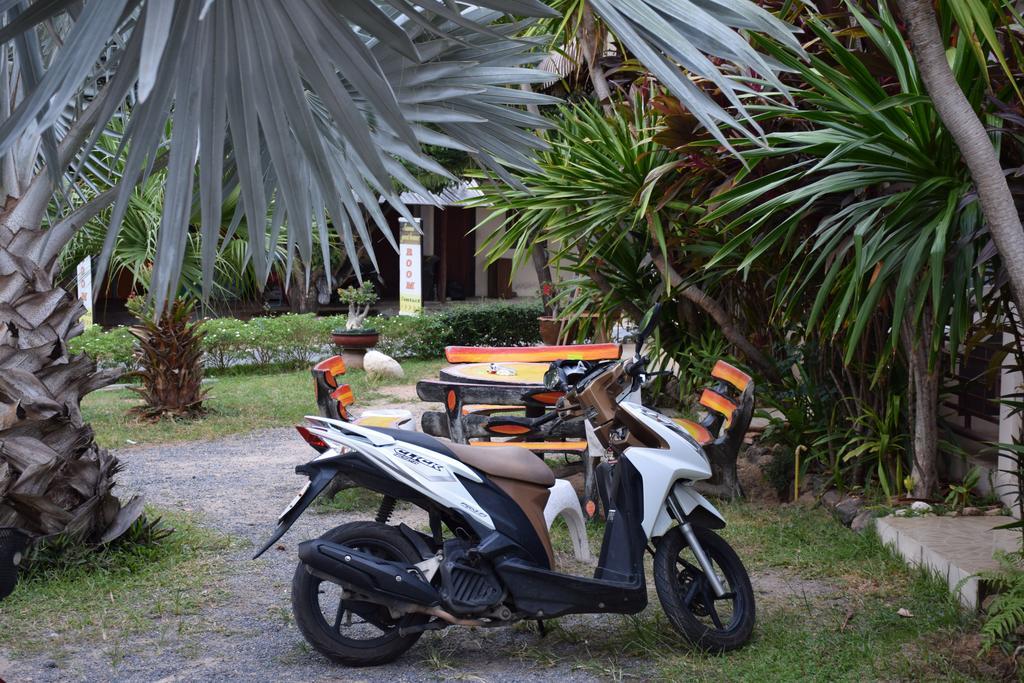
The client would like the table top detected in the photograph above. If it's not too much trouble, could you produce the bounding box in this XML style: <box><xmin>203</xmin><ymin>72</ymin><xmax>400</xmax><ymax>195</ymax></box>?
<box><xmin>439</xmin><ymin>362</ymin><xmax>549</xmax><ymax>386</ymax></box>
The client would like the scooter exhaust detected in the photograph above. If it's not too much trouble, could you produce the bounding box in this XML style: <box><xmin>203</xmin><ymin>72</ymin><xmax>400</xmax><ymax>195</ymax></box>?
<box><xmin>297</xmin><ymin>539</ymin><xmax>441</xmax><ymax>607</ymax></box>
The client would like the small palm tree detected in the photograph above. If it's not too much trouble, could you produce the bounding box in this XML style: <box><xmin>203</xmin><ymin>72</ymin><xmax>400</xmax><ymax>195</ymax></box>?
<box><xmin>0</xmin><ymin>1</ymin><xmax>798</xmax><ymax>543</ymax></box>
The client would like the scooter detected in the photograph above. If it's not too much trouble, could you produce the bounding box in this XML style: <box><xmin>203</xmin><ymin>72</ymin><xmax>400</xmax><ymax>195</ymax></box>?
<box><xmin>254</xmin><ymin>306</ymin><xmax>755</xmax><ymax>666</ymax></box>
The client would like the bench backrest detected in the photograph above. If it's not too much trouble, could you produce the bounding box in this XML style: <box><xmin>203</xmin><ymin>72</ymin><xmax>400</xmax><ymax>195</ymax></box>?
<box><xmin>445</xmin><ymin>343</ymin><xmax>621</xmax><ymax>364</ymax></box>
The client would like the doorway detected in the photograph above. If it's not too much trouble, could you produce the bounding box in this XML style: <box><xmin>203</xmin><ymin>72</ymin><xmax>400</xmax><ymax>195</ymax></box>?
<box><xmin>434</xmin><ymin>207</ymin><xmax>476</xmax><ymax>301</ymax></box>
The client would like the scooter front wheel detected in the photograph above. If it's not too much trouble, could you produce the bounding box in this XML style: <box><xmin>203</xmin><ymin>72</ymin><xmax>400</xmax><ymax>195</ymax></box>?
<box><xmin>653</xmin><ymin>525</ymin><xmax>755</xmax><ymax>652</ymax></box>
<box><xmin>291</xmin><ymin>522</ymin><xmax>428</xmax><ymax>666</ymax></box>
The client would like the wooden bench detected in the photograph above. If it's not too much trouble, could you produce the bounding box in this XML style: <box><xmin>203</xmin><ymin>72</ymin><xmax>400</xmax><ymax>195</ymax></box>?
<box><xmin>312</xmin><ymin>356</ymin><xmax>412</xmax><ymax>430</ymax></box>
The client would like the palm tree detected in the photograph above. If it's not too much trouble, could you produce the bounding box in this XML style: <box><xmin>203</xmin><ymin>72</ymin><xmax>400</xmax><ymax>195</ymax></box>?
<box><xmin>0</xmin><ymin>1</ymin><xmax>799</xmax><ymax>543</ymax></box>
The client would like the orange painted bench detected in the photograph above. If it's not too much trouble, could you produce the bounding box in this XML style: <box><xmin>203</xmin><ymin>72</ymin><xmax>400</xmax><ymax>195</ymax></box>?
<box><xmin>468</xmin><ymin>440</ymin><xmax>588</xmax><ymax>453</ymax></box>
<box><xmin>444</xmin><ymin>343</ymin><xmax>621</xmax><ymax>364</ymax></box>
<box><xmin>312</xmin><ymin>355</ymin><xmax>410</xmax><ymax>430</ymax></box>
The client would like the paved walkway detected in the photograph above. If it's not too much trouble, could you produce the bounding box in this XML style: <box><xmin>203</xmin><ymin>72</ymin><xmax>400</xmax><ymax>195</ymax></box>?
<box><xmin>876</xmin><ymin>514</ymin><xmax>1019</xmax><ymax>608</ymax></box>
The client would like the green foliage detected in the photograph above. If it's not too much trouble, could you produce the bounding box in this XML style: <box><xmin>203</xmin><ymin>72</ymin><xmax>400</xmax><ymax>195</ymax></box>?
<box><xmin>944</xmin><ymin>466</ymin><xmax>982</xmax><ymax>513</ymax></box>
<box><xmin>977</xmin><ymin>552</ymin><xmax>1024</xmax><ymax>653</ymax></box>
<box><xmin>705</xmin><ymin>3</ymin><xmax>994</xmax><ymax>362</ymax></box>
<box><xmin>375</xmin><ymin>302</ymin><xmax>543</xmax><ymax>359</ymax></box>
<box><xmin>763</xmin><ymin>446</ymin><xmax>796</xmax><ymax>500</ymax></box>
<box><xmin>433</xmin><ymin>302</ymin><xmax>543</xmax><ymax>347</ymax></box>
<box><xmin>374</xmin><ymin>314</ymin><xmax>452</xmax><ymax>359</ymax></box>
<box><xmin>68</xmin><ymin>324</ymin><xmax>137</xmax><ymax>370</ymax></box>
<box><xmin>655</xmin><ymin>328</ymin><xmax>731</xmax><ymax>403</ymax></box>
<box><xmin>21</xmin><ymin>513</ymin><xmax>173</xmax><ymax>578</ymax></box>
<box><xmin>242</xmin><ymin>314</ymin><xmax>339</xmax><ymax>367</ymax></box>
<box><xmin>336</xmin><ymin>281</ymin><xmax>379</xmax><ymax>307</ymax></box>
<box><xmin>71</xmin><ymin>303</ymin><xmax>542</xmax><ymax>372</ymax></box>
<box><xmin>839</xmin><ymin>395</ymin><xmax>910</xmax><ymax>499</ymax></box>
<box><xmin>314</xmin><ymin>488</ymin><xmax>382</xmax><ymax>513</ymax></box>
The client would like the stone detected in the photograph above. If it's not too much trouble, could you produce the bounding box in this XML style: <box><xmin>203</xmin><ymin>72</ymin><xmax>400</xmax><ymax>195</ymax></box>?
<box><xmin>363</xmin><ymin>350</ymin><xmax>403</xmax><ymax>380</ymax></box>
<box><xmin>910</xmin><ymin>501</ymin><xmax>932</xmax><ymax>513</ymax></box>
<box><xmin>797</xmin><ymin>490</ymin><xmax>816</xmax><ymax>507</ymax></box>
<box><xmin>985</xmin><ymin>507</ymin><xmax>1007</xmax><ymax>516</ymax></box>
<box><xmin>835</xmin><ymin>497</ymin><xmax>863</xmax><ymax>527</ymax></box>
<box><xmin>961</xmin><ymin>506</ymin><xmax>982</xmax><ymax>516</ymax></box>
<box><xmin>851</xmin><ymin>510</ymin><xmax>875</xmax><ymax>533</ymax></box>
<box><xmin>822</xmin><ymin>489</ymin><xmax>842</xmax><ymax>509</ymax></box>
<box><xmin>894</xmin><ymin>508</ymin><xmax>910</xmax><ymax>517</ymax></box>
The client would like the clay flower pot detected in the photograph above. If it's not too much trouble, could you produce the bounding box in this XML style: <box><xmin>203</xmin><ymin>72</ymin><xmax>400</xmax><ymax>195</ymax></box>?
<box><xmin>331</xmin><ymin>329</ymin><xmax>380</xmax><ymax>349</ymax></box>
<box><xmin>331</xmin><ymin>329</ymin><xmax>380</xmax><ymax>370</ymax></box>
<box><xmin>538</xmin><ymin>316</ymin><xmax>560</xmax><ymax>346</ymax></box>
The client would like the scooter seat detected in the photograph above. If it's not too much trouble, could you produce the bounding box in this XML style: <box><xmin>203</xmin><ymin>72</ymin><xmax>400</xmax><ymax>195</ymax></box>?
<box><xmin>369</xmin><ymin>428</ymin><xmax>556</xmax><ymax>487</ymax></box>
<box><xmin>446</xmin><ymin>441</ymin><xmax>556</xmax><ymax>487</ymax></box>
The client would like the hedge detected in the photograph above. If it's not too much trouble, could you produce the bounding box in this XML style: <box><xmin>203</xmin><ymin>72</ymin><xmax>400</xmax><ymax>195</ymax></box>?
<box><xmin>68</xmin><ymin>302</ymin><xmax>542</xmax><ymax>370</ymax></box>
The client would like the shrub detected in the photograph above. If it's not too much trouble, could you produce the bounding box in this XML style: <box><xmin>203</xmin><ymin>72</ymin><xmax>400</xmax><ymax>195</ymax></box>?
<box><xmin>68</xmin><ymin>324</ymin><xmax>137</xmax><ymax>370</ymax></box>
<box><xmin>199</xmin><ymin>317</ymin><xmax>252</xmax><ymax>370</ymax></box>
<box><xmin>69</xmin><ymin>302</ymin><xmax>543</xmax><ymax>369</ymax></box>
<box><xmin>374</xmin><ymin>314</ymin><xmax>451</xmax><ymax>358</ymax></box>
<box><xmin>436</xmin><ymin>302</ymin><xmax>542</xmax><ymax>347</ymax></box>
<box><xmin>374</xmin><ymin>302</ymin><xmax>542</xmax><ymax>358</ymax></box>
<box><xmin>244</xmin><ymin>313</ymin><xmax>332</xmax><ymax>367</ymax></box>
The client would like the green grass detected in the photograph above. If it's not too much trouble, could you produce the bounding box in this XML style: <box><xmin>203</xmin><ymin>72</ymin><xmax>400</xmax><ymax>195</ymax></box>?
<box><xmin>82</xmin><ymin>358</ymin><xmax>445</xmax><ymax>449</ymax></box>
<box><xmin>314</xmin><ymin>487</ymin><xmax>383</xmax><ymax>513</ymax></box>
<box><xmin>540</xmin><ymin>505</ymin><xmax>997</xmax><ymax>682</ymax></box>
<box><xmin>0</xmin><ymin>510</ymin><xmax>234</xmax><ymax>661</ymax></box>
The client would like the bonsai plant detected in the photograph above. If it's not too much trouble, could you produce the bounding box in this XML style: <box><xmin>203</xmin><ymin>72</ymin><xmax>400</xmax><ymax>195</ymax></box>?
<box><xmin>331</xmin><ymin>281</ymin><xmax>380</xmax><ymax>368</ymax></box>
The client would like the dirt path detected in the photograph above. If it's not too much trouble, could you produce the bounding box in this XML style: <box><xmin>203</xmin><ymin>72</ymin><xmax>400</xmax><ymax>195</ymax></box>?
<box><xmin>2</xmin><ymin>396</ymin><xmax>827</xmax><ymax>682</ymax></box>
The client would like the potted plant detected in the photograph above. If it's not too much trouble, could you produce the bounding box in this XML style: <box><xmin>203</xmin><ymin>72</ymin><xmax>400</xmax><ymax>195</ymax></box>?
<box><xmin>537</xmin><ymin>281</ymin><xmax>561</xmax><ymax>345</ymax></box>
<box><xmin>331</xmin><ymin>281</ymin><xmax>380</xmax><ymax>368</ymax></box>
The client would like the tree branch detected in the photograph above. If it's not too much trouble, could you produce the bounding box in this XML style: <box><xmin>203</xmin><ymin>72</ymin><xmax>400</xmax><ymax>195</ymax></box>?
<box><xmin>897</xmin><ymin>0</ymin><xmax>1024</xmax><ymax>321</ymax></box>
<box><xmin>649</xmin><ymin>250</ymin><xmax>780</xmax><ymax>381</ymax></box>
<box><xmin>589</xmin><ymin>266</ymin><xmax>643</xmax><ymax>320</ymax></box>
<box><xmin>579</xmin><ymin>2</ymin><xmax>614</xmax><ymax>115</ymax></box>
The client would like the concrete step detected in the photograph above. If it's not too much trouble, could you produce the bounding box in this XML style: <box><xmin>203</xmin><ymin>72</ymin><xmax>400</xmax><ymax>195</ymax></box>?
<box><xmin>876</xmin><ymin>515</ymin><xmax>1020</xmax><ymax>609</ymax></box>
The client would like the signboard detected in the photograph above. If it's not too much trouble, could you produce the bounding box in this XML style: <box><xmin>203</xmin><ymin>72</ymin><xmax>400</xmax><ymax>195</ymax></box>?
<box><xmin>399</xmin><ymin>217</ymin><xmax>422</xmax><ymax>316</ymax></box>
<box><xmin>76</xmin><ymin>257</ymin><xmax>93</xmax><ymax>328</ymax></box>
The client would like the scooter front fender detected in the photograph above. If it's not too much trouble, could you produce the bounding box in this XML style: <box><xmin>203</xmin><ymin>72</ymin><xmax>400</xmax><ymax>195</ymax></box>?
<box><xmin>649</xmin><ymin>482</ymin><xmax>726</xmax><ymax>539</ymax></box>
<box><xmin>252</xmin><ymin>463</ymin><xmax>339</xmax><ymax>559</ymax></box>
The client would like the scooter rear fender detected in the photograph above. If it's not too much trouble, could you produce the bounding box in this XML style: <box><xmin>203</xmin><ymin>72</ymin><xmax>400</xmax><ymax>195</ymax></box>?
<box><xmin>253</xmin><ymin>461</ymin><xmax>339</xmax><ymax>559</ymax></box>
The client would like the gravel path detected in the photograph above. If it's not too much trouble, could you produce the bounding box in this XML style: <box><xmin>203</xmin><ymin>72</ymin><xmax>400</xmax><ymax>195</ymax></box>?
<box><xmin>3</xmin><ymin>425</ymin><xmax>627</xmax><ymax>683</ymax></box>
<box><xmin>2</xmin><ymin>400</ymin><xmax>821</xmax><ymax>683</ymax></box>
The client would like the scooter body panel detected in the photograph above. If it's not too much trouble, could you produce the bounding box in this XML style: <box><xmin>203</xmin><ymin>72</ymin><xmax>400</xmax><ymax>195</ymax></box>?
<box><xmin>614</xmin><ymin>402</ymin><xmax>719</xmax><ymax>538</ymax></box>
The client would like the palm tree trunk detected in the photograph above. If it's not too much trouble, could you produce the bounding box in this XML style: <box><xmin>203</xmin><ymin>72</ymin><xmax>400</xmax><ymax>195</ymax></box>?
<box><xmin>0</xmin><ymin>216</ymin><xmax>141</xmax><ymax>542</ymax></box>
<box><xmin>897</xmin><ymin>0</ymin><xmax>1024</xmax><ymax>319</ymax></box>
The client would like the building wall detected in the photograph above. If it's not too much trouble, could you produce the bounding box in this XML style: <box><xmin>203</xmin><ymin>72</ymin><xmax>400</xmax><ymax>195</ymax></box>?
<box><xmin>998</xmin><ymin>331</ymin><xmax>1023</xmax><ymax>513</ymax></box>
<box><xmin>473</xmin><ymin>207</ymin><xmax>539</xmax><ymax>298</ymax></box>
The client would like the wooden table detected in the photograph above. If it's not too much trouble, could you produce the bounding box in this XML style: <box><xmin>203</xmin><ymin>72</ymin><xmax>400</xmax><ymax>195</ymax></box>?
<box><xmin>439</xmin><ymin>361</ymin><xmax>549</xmax><ymax>386</ymax></box>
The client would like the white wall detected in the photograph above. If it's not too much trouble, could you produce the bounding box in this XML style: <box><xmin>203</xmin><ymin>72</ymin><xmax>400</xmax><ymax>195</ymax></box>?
<box><xmin>473</xmin><ymin>207</ymin><xmax>539</xmax><ymax>298</ymax></box>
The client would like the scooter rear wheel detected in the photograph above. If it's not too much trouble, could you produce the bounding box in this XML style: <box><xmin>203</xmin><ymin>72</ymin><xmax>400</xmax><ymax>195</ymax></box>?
<box><xmin>291</xmin><ymin>521</ymin><xmax>428</xmax><ymax>666</ymax></box>
<box><xmin>653</xmin><ymin>525</ymin><xmax>755</xmax><ymax>652</ymax></box>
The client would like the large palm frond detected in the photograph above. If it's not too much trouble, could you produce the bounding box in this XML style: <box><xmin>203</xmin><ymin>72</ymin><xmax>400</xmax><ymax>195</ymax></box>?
<box><xmin>0</xmin><ymin>0</ymin><xmax>558</xmax><ymax>308</ymax></box>
<box><xmin>1</xmin><ymin>0</ymin><xmax>802</xmax><ymax>311</ymax></box>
